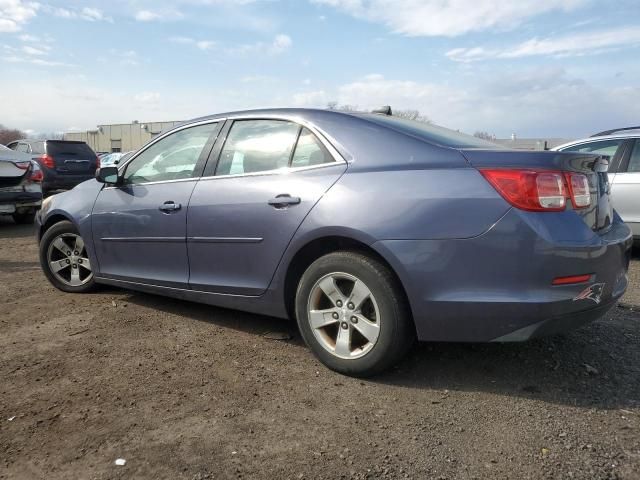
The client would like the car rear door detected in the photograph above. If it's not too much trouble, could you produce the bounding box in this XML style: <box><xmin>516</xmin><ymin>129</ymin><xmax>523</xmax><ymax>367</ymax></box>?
<box><xmin>187</xmin><ymin>119</ymin><xmax>347</xmax><ymax>295</ymax></box>
<box><xmin>91</xmin><ymin>121</ymin><xmax>221</xmax><ymax>287</ymax></box>
<box><xmin>610</xmin><ymin>139</ymin><xmax>640</xmax><ymax>237</ymax></box>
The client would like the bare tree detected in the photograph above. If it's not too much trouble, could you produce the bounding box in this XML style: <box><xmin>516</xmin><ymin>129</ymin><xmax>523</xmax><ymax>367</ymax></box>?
<box><xmin>0</xmin><ymin>124</ymin><xmax>26</xmax><ymax>145</ymax></box>
<box><xmin>36</xmin><ymin>132</ymin><xmax>64</xmax><ymax>140</ymax></box>
<box><xmin>326</xmin><ymin>103</ymin><xmax>430</xmax><ymax>123</ymax></box>
<box><xmin>326</xmin><ymin>102</ymin><xmax>359</xmax><ymax>112</ymax></box>
<box><xmin>393</xmin><ymin>109</ymin><xmax>430</xmax><ymax>123</ymax></box>
<box><xmin>473</xmin><ymin>131</ymin><xmax>495</xmax><ymax>141</ymax></box>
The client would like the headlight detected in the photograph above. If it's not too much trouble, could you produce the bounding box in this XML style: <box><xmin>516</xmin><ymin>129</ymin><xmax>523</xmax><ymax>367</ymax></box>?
<box><xmin>42</xmin><ymin>195</ymin><xmax>53</xmax><ymax>211</ymax></box>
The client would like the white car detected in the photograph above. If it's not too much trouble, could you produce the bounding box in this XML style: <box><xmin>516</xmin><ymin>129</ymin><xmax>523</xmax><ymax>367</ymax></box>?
<box><xmin>100</xmin><ymin>151</ymin><xmax>133</xmax><ymax>167</ymax></box>
<box><xmin>554</xmin><ymin>127</ymin><xmax>640</xmax><ymax>243</ymax></box>
<box><xmin>0</xmin><ymin>144</ymin><xmax>43</xmax><ymax>223</ymax></box>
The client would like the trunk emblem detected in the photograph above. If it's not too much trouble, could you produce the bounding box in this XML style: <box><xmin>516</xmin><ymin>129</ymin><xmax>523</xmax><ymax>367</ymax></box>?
<box><xmin>573</xmin><ymin>283</ymin><xmax>605</xmax><ymax>304</ymax></box>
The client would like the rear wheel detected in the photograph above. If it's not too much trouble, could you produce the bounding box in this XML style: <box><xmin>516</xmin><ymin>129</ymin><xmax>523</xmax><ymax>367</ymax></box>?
<box><xmin>295</xmin><ymin>251</ymin><xmax>414</xmax><ymax>377</ymax></box>
<box><xmin>39</xmin><ymin>220</ymin><xmax>96</xmax><ymax>293</ymax></box>
<box><xmin>12</xmin><ymin>211</ymin><xmax>36</xmax><ymax>224</ymax></box>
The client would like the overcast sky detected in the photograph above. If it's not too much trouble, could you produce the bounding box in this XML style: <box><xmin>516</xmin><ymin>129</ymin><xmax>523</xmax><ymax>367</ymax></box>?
<box><xmin>1</xmin><ymin>0</ymin><xmax>639</xmax><ymax>138</ymax></box>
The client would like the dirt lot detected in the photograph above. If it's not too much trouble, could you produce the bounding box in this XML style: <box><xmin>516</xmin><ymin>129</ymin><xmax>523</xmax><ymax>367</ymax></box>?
<box><xmin>1</xmin><ymin>218</ymin><xmax>639</xmax><ymax>480</ymax></box>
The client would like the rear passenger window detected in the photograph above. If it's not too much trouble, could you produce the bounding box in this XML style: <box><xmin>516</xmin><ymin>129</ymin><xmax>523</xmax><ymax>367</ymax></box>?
<box><xmin>16</xmin><ymin>143</ymin><xmax>30</xmax><ymax>153</ymax></box>
<box><xmin>561</xmin><ymin>139</ymin><xmax>624</xmax><ymax>158</ymax></box>
<box><xmin>291</xmin><ymin>128</ymin><xmax>334</xmax><ymax>168</ymax></box>
<box><xmin>216</xmin><ymin>120</ymin><xmax>299</xmax><ymax>176</ymax></box>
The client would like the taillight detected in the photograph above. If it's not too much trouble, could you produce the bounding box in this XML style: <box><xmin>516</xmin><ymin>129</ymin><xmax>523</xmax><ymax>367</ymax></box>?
<box><xmin>29</xmin><ymin>167</ymin><xmax>44</xmax><ymax>182</ymax></box>
<box><xmin>565</xmin><ymin>172</ymin><xmax>591</xmax><ymax>209</ymax></box>
<box><xmin>39</xmin><ymin>154</ymin><xmax>55</xmax><ymax>169</ymax></box>
<box><xmin>480</xmin><ymin>169</ymin><xmax>567</xmax><ymax>212</ymax></box>
<box><xmin>96</xmin><ymin>156</ymin><xmax>101</xmax><ymax>168</ymax></box>
<box><xmin>15</xmin><ymin>161</ymin><xmax>43</xmax><ymax>182</ymax></box>
<box><xmin>14</xmin><ymin>161</ymin><xmax>31</xmax><ymax>170</ymax></box>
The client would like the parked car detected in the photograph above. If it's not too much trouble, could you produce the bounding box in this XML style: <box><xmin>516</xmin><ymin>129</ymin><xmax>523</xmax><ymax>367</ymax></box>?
<box><xmin>99</xmin><ymin>151</ymin><xmax>133</xmax><ymax>167</ymax></box>
<box><xmin>554</xmin><ymin>126</ymin><xmax>640</xmax><ymax>243</ymax></box>
<box><xmin>6</xmin><ymin>139</ymin><xmax>99</xmax><ymax>196</ymax></box>
<box><xmin>0</xmin><ymin>144</ymin><xmax>43</xmax><ymax>223</ymax></box>
<box><xmin>36</xmin><ymin>108</ymin><xmax>632</xmax><ymax>376</ymax></box>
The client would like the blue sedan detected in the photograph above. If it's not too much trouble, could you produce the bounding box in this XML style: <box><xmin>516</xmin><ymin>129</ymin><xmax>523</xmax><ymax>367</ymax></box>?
<box><xmin>36</xmin><ymin>108</ymin><xmax>633</xmax><ymax>376</ymax></box>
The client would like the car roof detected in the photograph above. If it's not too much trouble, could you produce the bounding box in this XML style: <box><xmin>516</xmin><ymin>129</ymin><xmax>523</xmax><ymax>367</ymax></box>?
<box><xmin>188</xmin><ymin>107</ymin><xmax>348</xmax><ymax>122</ymax></box>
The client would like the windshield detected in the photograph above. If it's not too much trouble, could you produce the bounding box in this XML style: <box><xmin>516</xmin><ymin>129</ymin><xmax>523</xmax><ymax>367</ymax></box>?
<box><xmin>360</xmin><ymin>114</ymin><xmax>504</xmax><ymax>149</ymax></box>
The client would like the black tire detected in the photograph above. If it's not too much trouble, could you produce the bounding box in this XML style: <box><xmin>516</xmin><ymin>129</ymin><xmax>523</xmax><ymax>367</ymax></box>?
<box><xmin>39</xmin><ymin>220</ymin><xmax>97</xmax><ymax>293</ymax></box>
<box><xmin>12</xmin><ymin>211</ymin><xmax>36</xmax><ymax>224</ymax></box>
<box><xmin>295</xmin><ymin>251</ymin><xmax>415</xmax><ymax>377</ymax></box>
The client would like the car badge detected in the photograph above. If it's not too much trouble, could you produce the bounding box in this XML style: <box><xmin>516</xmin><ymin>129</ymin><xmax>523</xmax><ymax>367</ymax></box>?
<box><xmin>573</xmin><ymin>283</ymin><xmax>605</xmax><ymax>304</ymax></box>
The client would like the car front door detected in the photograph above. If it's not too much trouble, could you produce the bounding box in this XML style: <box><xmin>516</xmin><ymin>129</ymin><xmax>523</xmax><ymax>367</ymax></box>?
<box><xmin>610</xmin><ymin>139</ymin><xmax>640</xmax><ymax>238</ymax></box>
<box><xmin>91</xmin><ymin>121</ymin><xmax>221</xmax><ymax>287</ymax></box>
<box><xmin>187</xmin><ymin>119</ymin><xmax>347</xmax><ymax>295</ymax></box>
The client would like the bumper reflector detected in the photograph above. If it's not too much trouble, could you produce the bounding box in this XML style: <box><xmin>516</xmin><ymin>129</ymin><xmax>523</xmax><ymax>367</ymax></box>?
<box><xmin>552</xmin><ymin>274</ymin><xmax>592</xmax><ymax>285</ymax></box>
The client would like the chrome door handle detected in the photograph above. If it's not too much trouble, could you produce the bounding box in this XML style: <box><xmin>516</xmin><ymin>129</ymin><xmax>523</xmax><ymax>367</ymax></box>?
<box><xmin>159</xmin><ymin>201</ymin><xmax>181</xmax><ymax>212</ymax></box>
<box><xmin>268</xmin><ymin>194</ymin><xmax>301</xmax><ymax>208</ymax></box>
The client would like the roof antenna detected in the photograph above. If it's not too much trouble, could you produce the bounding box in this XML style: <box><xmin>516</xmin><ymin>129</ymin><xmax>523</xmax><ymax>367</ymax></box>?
<box><xmin>372</xmin><ymin>105</ymin><xmax>392</xmax><ymax>116</ymax></box>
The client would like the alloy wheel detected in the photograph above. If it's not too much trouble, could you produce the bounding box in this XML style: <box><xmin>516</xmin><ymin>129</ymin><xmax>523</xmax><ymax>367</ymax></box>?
<box><xmin>307</xmin><ymin>272</ymin><xmax>380</xmax><ymax>360</ymax></box>
<box><xmin>47</xmin><ymin>233</ymin><xmax>93</xmax><ymax>287</ymax></box>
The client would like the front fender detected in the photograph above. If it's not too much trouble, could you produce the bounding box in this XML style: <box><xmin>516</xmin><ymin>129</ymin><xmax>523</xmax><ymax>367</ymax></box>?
<box><xmin>38</xmin><ymin>179</ymin><xmax>103</xmax><ymax>273</ymax></box>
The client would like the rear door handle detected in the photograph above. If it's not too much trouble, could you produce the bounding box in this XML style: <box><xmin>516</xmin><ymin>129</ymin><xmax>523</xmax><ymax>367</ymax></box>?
<box><xmin>159</xmin><ymin>201</ymin><xmax>182</xmax><ymax>213</ymax></box>
<box><xmin>268</xmin><ymin>194</ymin><xmax>301</xmax><ymax>208</ymax></box>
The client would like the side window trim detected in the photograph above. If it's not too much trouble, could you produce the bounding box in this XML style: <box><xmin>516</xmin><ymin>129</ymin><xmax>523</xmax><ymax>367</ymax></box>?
<box><xmin>202</xmin><ymin>119</ymin><xmax>232</xmax><ymax>177</ymax></box>
<box><xmin>287</xmin><ymin>126</ymin><xmax>303</xmax><ymax>167</ymax></box>
<box><xmin>117</xmin><ymin>120</ymin><xmax>222</xmax><ymax>185</ymax></box>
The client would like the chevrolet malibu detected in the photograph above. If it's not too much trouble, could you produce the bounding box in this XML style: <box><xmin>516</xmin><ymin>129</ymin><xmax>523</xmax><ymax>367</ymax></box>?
<box><xmin>36</xmin><ymin>109</ymin><xmax>633</xmax><ymax>376</ymax></box>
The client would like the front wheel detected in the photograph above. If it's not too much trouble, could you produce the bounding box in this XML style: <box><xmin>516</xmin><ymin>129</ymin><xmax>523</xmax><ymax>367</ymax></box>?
<box><xmin>295</xmin><ymin>251</ymin><xmax>414</xmax><ymax>377</ymax></box>
<box><xmin>39</xmin><ymin>220</ymin><xmax>96</xmax><ymax>293</ymax></box>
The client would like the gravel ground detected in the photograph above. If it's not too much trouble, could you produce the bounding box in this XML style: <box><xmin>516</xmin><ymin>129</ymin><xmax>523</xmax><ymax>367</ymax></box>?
<box><xmin>1</xmin><ymin>217</ymin><xmax>639</xmax><ymax>480</ymax></box>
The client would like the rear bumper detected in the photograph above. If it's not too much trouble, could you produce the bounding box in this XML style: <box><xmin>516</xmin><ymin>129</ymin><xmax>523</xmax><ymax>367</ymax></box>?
<box><xmin>374</xmin><ymin>209</ymin><xmax>633</xmax><ymax>342</ymax></box>
<box><xmin>0</xmin><ymin>188</ymin><xmax>42</xmax><ymax>213</ymax></box>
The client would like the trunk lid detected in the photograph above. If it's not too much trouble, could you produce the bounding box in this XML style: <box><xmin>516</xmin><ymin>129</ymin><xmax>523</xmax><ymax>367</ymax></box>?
<box><xmin>45</xmin><ymin>141</ymin><xmax>98</xmax><ymax>175</ymax></box>
<box><xmin>461</xmin><ymin>149</ymin><xmax>613</xmax><ymax>232</ymax></box>
<box><xmin>0</xmin><ymin>152</ymin><xmax>31</xmax><ymax>188</ymax></box>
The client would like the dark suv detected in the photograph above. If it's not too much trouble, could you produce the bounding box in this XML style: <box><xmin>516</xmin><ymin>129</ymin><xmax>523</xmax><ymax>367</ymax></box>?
<box><xmin>7</xmin><ymin>139</ymin><xmax>99</xmax><ymax>195</ymax></box>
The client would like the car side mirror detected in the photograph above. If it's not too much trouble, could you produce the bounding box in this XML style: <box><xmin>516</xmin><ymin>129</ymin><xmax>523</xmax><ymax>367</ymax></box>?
<box><xmin>95</xmin><ymin>166</ymin><xmax>121</xmax><ymax>185</ymax></box>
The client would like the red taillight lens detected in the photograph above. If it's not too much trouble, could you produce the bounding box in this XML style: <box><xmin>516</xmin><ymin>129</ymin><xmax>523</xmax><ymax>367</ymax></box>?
<box><xmin>565</xmin><ymin>172</ymin><xmax>591</xmax><ymax>208</ymax></box>
<box><xmin>29</xmin><ymin>168</ymin><xmax>44</xmax><ymax>182</ymax></box>
<box><xmin>96</xmin><ymin>156</ymin><xmax>101</xmax><ymax>168</ymax></box>
<box><xmin>39</xmin><ymin>154</ymin><xmax>55</xmax><ymax>169</ymax></box>
<box><xmin>552</xmin><ymin>274</ymin><xmax>592</xmax><ymax>285</ymax></box>
<box><xmin>480</xmin><ymin>169</ymin><xmax>567</xmax><ymax>212</ymax></box>
<box><xmin>14</xmin><ymin>161</ymin><xmax>31</xmax><ymax>170</ymax></box>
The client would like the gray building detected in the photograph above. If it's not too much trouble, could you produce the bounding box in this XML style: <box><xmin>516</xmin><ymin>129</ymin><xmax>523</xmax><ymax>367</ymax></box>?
<box><xmin>64</xmin><ymin>120</ymin><xmax>183</xmax><ymax>154</ymax></box>
<box><xmin>493</xmin><ymin>137</ymin><xmax>572</xmax><ymax>150</ymax></box>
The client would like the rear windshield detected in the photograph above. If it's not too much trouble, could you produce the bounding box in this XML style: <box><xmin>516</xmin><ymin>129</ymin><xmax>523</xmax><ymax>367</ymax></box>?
<box><xmin>47</xmin><ymin>141</ymin><xmax>96</xmax><ymax>158</ymax></box>
<box><xmin>360</xmin><ymin>114</ymin><xmax>504</xmax><ymax>149</ymax></box>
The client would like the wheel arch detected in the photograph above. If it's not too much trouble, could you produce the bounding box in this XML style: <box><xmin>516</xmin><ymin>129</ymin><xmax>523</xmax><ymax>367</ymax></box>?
<box><xmin>282</xmin><ymin>235</ymin><xmax>416</xmax><ymax>332</ymax></box>
<box><xmin>40</xmin><ymin>212</ymin><xmax>74</xmax><ymax>238</ymax></box>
